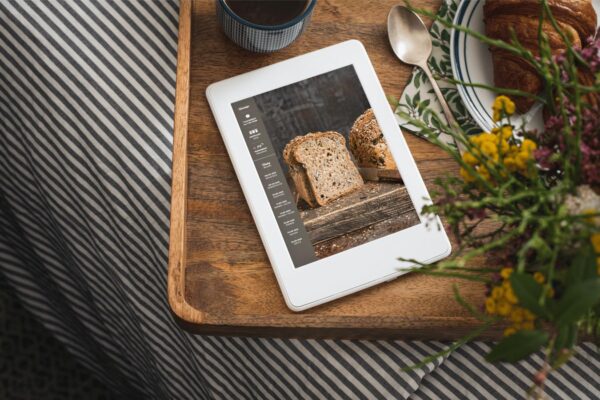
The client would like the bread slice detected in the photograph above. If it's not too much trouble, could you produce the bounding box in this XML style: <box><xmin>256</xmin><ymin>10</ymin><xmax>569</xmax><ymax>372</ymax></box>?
<box><xmin>284</xmin><ymin>132</ymin><xmax>346</xmax><ymax>207</ymax></box>
<box><xmin>349</xmin><ymin>109</ymin><xmax>397</xmax><ymax>169</ymax></box>
<box><xmin>291</xmin><ymin>131</ymin><xmax>364</xmax><ymax>207</ymax></box>
<box><xmin>284</xmin><ymin>135</ymin><xmax>318</xmax><ymax>207</ymax></box>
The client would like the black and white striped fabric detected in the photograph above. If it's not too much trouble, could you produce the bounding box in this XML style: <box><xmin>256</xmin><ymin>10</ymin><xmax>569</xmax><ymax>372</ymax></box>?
<box><xmin>0</xmin><ymin>1</ymin><xmax>598</xmax><ymax>399</ymax></box>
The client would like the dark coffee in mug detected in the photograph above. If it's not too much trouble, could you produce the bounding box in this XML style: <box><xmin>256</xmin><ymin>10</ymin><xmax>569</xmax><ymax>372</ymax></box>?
<box><xmin>224</xmin><ymin>0</ymin><xmax>310</xmax><ymax>26</ymax></box>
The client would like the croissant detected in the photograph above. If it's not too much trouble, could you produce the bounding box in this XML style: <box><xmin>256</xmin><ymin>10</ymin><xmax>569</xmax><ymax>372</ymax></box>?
<box><xmin>484</xmin><ymin>0</ymin><xmax>597</xmax><ymax>113</ymax></box>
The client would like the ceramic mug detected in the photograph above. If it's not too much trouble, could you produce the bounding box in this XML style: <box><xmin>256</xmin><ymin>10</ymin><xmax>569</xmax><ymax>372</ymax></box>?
<box><xmin>216</xmin><ymin>0</ymin><xmax>317</xmax><ymax>53</ymax></box>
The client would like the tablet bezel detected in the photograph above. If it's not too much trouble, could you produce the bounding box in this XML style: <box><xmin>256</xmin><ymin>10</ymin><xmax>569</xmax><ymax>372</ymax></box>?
<box><xmin>206</xmin><ymin>40</ymin><xmax>451</xmax><ymax>311</ymax></box>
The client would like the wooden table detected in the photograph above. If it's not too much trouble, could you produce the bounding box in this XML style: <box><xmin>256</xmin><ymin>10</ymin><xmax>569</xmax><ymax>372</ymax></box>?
<box><xmin>168</xmin><ymin>0</ymin><xmax>494</xmax><ymax>340</ymax></box>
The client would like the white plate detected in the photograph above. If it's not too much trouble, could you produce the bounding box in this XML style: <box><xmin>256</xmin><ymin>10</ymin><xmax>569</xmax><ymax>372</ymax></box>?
<box><xmin>451</xmin><ymin>0</ymin><xmax>600</xmax><ymax>132</ymax></box>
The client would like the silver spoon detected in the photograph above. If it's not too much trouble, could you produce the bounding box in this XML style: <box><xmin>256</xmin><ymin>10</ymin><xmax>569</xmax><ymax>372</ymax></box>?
<box><xmin>387</xmin><ymin>5</ymin><xmax>459</xmax><ymax>132</ymax></box>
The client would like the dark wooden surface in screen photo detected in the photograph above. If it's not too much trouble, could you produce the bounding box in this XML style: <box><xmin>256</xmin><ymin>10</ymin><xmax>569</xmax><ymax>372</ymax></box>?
<box><xmin>252</xmin><ymin>65</ymin><xmax>369</xmax><ymax>168</ymax></box>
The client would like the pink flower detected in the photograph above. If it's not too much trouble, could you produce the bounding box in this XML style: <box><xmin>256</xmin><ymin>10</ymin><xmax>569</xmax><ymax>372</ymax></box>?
<box><xmin>534</xmin><ymin>148</ymin><xmax>554</xmax><ymax>169</ymax></box>
<box><xmin>544</xmin><ymin>116</ymin><xmax>563</xmax><ymax>131</ymax></box>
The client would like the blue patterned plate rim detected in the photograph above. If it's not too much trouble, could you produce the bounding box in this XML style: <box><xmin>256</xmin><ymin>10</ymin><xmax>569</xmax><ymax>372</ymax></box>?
<box><xmin>450</xmin><ymin>0</ymin><xmax>493</xmax><ymax>132</ymax></box>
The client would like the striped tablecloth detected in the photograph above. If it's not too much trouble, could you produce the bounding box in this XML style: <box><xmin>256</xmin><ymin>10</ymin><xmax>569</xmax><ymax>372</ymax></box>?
<box><xmin>0</xmin><ymin>1</ymin><xmax>598</xmax><ymax>399</ymax></box>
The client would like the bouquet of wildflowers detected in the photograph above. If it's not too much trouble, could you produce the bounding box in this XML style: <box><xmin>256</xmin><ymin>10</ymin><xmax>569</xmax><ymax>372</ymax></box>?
<box><xmin>397</xmin><ymin>1</ymin><xmax>600</xmax><ymax>396</ymax></box>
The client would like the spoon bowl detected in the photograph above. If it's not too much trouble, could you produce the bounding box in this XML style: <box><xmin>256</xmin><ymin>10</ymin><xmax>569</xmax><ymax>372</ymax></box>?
<box><xmin>387</xmin><ymin>5</ymin><xmax>432</xmax><ymax>66</ymax></box>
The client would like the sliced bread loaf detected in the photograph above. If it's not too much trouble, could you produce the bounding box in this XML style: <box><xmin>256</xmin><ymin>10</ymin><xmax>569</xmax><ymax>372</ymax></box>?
<box><xmin>349</xmin><ymin>109</ymin><xmax>397</xmax><ymax>169</ymax></box>
<box><xmin>291</xmin><ymin>131</ymin><xmax>364</xmax><ymax>207</ymax></box>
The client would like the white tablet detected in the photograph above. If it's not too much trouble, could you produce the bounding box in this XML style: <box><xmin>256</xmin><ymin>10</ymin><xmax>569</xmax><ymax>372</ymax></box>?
<box><xmin>206</xmin><ymin>40</ymin><xmax>451</xmax><ymax>311</ymax></box>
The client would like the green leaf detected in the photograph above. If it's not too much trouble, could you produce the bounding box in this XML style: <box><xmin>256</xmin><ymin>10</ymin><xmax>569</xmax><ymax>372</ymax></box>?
<box><xmin>403</xmin><ymin>93</ymin><xmax>413</xmax><ymax>108</ymax></box>
<box><xmin>510</xmin><ymin>273</ymin><xmax>550</xmax><ymax>319</ymax></box>
<box><xmin>441</xmin><ymin>30</ymin><xmax>451</xmax><ymax>43</ymax></box>
<box><xmin>417</xmin><ymin>99</ymin><xmax>431</xmax><ymax>113</ymax></box>
<box><xmin>429</xmin><ymin>58</ymin><xmax>439</xmax><ymax>73</ymax></box>
<box><xmin>413</xmin><ymin>91</ymin><xmax>421</xmax><ymax>105</ymax></box>
<box><xmin>410</xmin><ymin>94</ymin><xmax>417</xmax><ymax>108</ymax></box>
<box><xmin>437</xmin><ymin>4</ymin><xmax>448</xmax><ymax>18</ymax></box>
<box><xmin>566</xmin><ymin>244</ymin><xmax>596</xmax><ymax>285</ymax></box>
<box><xmin>554</xmin><ymin>324</ymin><xmax>577</xmax><ymax>352</ymax></box>
<box><xmin>486</xmin><ymin>330</ymin><xmax>549</xmax><ymax>363</ymax></box>
<box><xmin>387</xmin><ymin>94</ymin><xmax>399</xmax><ymax>108</ymax></box>
<box><xmin>555</xmin><ymin>279</ymin><xmax>600</xmax><ymax>326</ymax></box>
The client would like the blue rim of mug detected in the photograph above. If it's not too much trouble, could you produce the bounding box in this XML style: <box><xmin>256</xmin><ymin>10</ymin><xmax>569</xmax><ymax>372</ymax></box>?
<box><xmin>217</xmin><ymin>0</ymin><xmax>317</xmax><ymax>31</ymax></box>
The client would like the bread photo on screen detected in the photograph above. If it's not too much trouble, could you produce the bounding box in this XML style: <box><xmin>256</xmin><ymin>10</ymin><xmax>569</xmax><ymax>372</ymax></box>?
<box><xmin>484</xmin><ymin>0</ymin><xmax>597</xmax><ymax>113</ymax></box>
<box><xmin>349</xmin><ymin>109</ymin><xmax>397</xmax><ymax>170</ymax></box>
<box><xmin>284</xmin><ymin>131</ymin><xmax>364</xmax><ymax>207</ymax></box>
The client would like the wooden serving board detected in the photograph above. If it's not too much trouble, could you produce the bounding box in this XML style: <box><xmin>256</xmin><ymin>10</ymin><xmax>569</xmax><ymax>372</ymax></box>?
<box><xmin>168</xmin><ymin>0</ymin><xmax>497</xmax><ymax>339</ymax></box>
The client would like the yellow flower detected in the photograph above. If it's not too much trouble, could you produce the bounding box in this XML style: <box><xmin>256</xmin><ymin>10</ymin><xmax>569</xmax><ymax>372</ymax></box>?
<box><xmin>546</xmin><ymin>286</ymin><xmax>555</xmax><ymax>298</ymax></box>
<box><xmin>485</xmin><ymin>297</ymin><xmax>496</xmax><ymax>315</ymax></box>
<box><xmin>515</xmin><ymin>151</ymin><xmax>531</xmax><ymax>170</ymax></box>
<box><xmin>500</xmin><ymin>267</ymin><xmax>513</xmax><ymax>279</ymax></box>
<box><xmin>497</xmin><ymin>300</ymin><xmax>512</xmax><ymax>316</ymax></box>
<box><xmin>591</xmin><ymin>234</ymin><xmax>600</xmax><ymax>274</ymax></box>
<box><xmin>491</xmin><ymin>128</ymin><xmax>513</xmax><ymax>152</ymax></box>
<box><xmin>591</xmin><ymin>233</ymin><xmax>600</xmax><ymax>253</ymax></box>
<box><xmin>462</xmin><ymin>151</ymin><xmax>479</xmax><ymax>166</ymax></box>
<box><xmin>460</xmin><ymin>167</ymin><xmax>475</xmax><ymax>183</ymax></box>
<box><xmin>470</xmin><ymin>135</ymin><xmax>483</xmax><ymax>146</ymax></box>
<box><xmin>504</xmin><ymin>326</ymin><xmax>517</xmax><ymax>336</ymax></box>
<box><xmin>533</xmin><ymin>272</ymin><xmax>545</xmax><ymax>284</ymax></box>
<box><xmin>503</xmin><ymin>155</ymin><xmax>517</xmax><ymax>172</ymax></box>
<box><xmin>478</xmin><ymin>166</ymin><xmax>491</xmax><ymax>181</ymax></box>
<box><xmin>521</xmin><ymin>139</ymin><xmax>537</xmax><ymax>153</ymax></box>
<box><xmin>479</xmin><ymin>133</ymin><xmax>497</xmax><ymax>143</ymax></box>
<box><xmin>504</xmin><ymin>285</ymin><xmax>518</xmax><ymax>304</ymax></box>
<box><xmin>486</xmin><ymin>268</ymin><xmax>543</xmax><ymax>331</ymax></box>
<box><xmin>462</xmin><ymin>125</ymin><xmax>537</xmax><ymax>184</ymax></box>
<box><xmin>492</xmin><ymin>96</ymin><xmax>516</xmax><ymax>121</ymax></box>
<box><xmin>523</xmin><ymin>309</ymin><xmax>536</xmax><ymax>321</ymax></box>
<box><xmin>520</xmin><ymin>320</ymin><xmax>535</xmax><ymax>331</ymax></box>
<box><xmin>499</xmin><ymin>126</ymin><xmax>513</xmax><ymax>140</ymax></box>
<box><xmin>509</xmin><ymin>308</ymin><xmax>524</xmax><ymax>323</ymax></box>
<box><xmin>480</xmin><ymin>141</ymin><xmax>499</xmax><ymax>158</ymax></box>
<box><xmin>491</xmin><ymin>286</ymin><xmax>504</xmax><ymax>300</ymax></box>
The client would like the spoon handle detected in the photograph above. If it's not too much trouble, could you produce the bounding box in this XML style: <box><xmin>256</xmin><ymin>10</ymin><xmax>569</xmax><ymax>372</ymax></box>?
<box><xmin>420</xmin><ymin>62</ymin><xmax>465</xmax><ymax>152</ymax></box>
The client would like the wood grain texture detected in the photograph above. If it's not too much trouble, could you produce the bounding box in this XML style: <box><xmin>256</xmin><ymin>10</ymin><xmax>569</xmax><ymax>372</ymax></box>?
<box><xmin>300</xmin><ymin>182</ymin><xmax>418</xmax><ymax>243</ymax></box>
<box><xmin>168</xmin><ymin>0</ymin><xmax>501</xmax><ymax>339</ymax></box>
<box><xmin>168</xmin><ymin>0</ymin><xmax>197</xmax><ymax>323</ymax></box>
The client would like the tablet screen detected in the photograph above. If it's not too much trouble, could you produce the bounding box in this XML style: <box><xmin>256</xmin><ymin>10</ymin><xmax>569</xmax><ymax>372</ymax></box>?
<box><xmin>232</xmin><ymin>65</ymin><xmax>419</xmax><ymax>268</ymax></box>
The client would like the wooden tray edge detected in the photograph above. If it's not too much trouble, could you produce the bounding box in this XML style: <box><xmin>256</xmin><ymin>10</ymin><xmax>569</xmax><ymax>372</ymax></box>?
<box><xmin>175</xmin><ymin>319</ymin><xmax>501</xmax><ymax>340</ymax></box>
<box><xmin>168</xmin><ymin>0</ymin><xmax>205</xmax><ymax>325</ymax></box>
